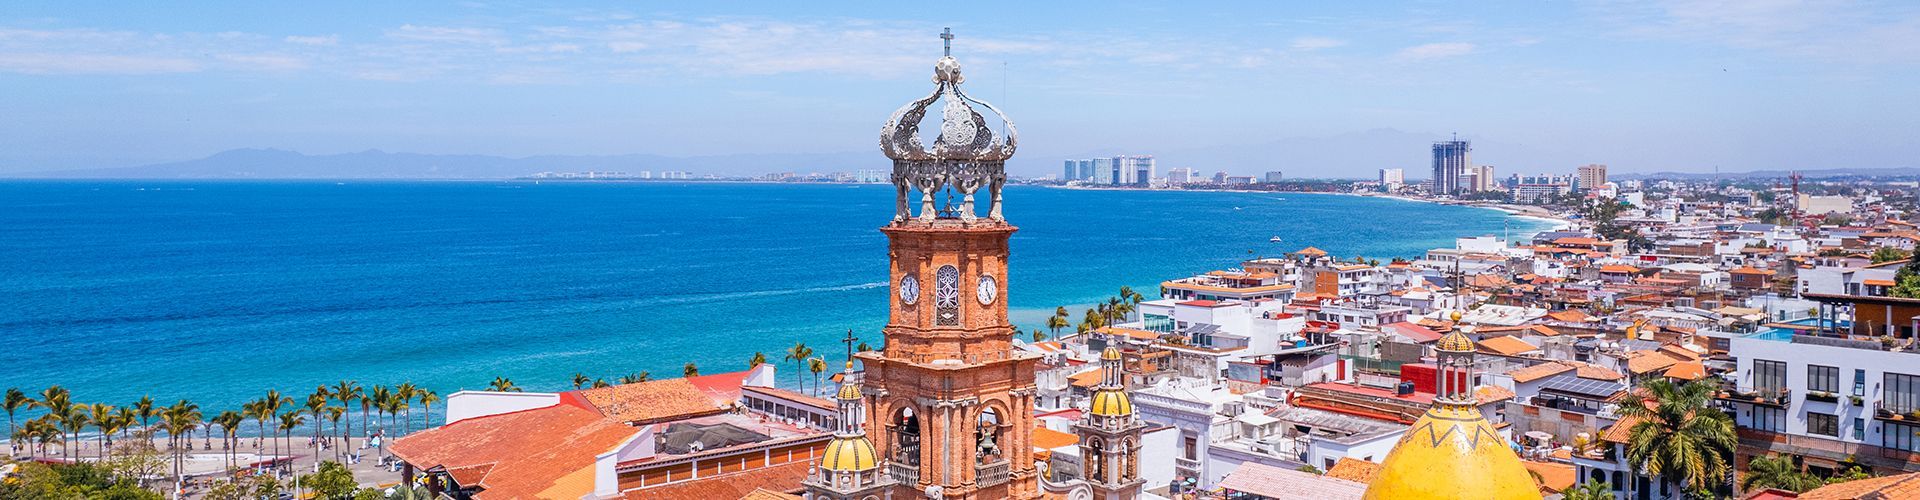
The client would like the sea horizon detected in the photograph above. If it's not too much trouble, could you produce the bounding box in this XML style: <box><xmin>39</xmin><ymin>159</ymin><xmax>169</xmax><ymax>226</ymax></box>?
<box><xmin>0</xmin><ymin>179</ymin><xmax>1554</xmax><ymax>432</ymax></box>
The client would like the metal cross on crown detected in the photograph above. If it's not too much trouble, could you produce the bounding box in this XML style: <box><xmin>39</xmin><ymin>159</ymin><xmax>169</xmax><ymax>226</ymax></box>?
<box><xmin>941</xmin><ymin>27</ymin><xmax>953</xmax><ymax>56</ymax></box>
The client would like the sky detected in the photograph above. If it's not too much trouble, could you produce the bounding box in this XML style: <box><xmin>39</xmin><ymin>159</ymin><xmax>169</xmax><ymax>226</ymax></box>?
<box><xmin>2</xmin><ymin>1</ymin><xmax>1918</xmax><ymax>177</ymax></box>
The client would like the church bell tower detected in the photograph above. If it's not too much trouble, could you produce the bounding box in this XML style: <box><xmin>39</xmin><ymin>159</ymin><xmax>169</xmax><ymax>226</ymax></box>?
<box><xmin>854</xmin><ymin>28</ymin><xmax>1041</xmax><ymax>500</ymax></box>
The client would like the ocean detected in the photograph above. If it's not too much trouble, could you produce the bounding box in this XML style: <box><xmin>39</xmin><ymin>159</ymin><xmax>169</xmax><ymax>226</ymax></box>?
<box><xmin>0</xmin><ymin>180</ymin><xmax>1553</xmax><ymax>428</ymax></box>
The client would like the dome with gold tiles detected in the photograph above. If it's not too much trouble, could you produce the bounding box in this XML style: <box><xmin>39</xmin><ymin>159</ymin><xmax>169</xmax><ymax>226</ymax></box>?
<box><xmin>1362</xmin><ymin>404</ymin><xmax>1540</xmax><ymax>499</ymax></box>
<box><xmin>1088</xmin><ymin>388</ymin><xmax>1132</xmax><ymax>417</ymax></box>
<box><xmin>820</xmin><ymin>435</ymin><xmax>878</xmax><ymax>472</ymax></box>
<box><xmin>1435</xmin><ymin>330</ymin><xmax>1476</xmax><ymax>353</ymax></box>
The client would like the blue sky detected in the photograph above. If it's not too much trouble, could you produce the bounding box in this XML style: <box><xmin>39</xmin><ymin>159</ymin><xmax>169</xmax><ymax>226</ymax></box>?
<box><xmin>2</xmin><ymin>1</ymin><xmax>1917</xmax><ymax>176</ymax></box>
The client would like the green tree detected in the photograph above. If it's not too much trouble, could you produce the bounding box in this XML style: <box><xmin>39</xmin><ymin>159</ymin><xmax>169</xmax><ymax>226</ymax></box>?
<box><xmin>1564</xmin><ymin>480</ymin><xmax>1613</xmax><ymax>500</ymax></box>
<box><xmin>3</xmin><ymin>387</ymin><xmax>24</xmax><ymax>455</ymax></box>
<box><xmin>330</xmin><ymin>380</ymin><xmax>362</xmax><ymax>450</ymax></box>
<box><xmin>748</xmin><ymin>352</ymin><xmax>768</xmax><ymax>368</ymax></box>
<box><xmin>1045</xmin><ymin>312</ymin><xmax>1069</xmax><ymax>338</ymax></box>
<box><xmin>684</xmin><ymin>362</ymin><xmax>700</xmax><ymax>378</ymax></box>
<box><xmin>417</xmin><ymin>390</ymin><xmax>440</xmax><ymax>432</ymax></box>
<box><xmin>618</xmin><ymin>372</ymin><xmax>650</xmax><ymax>384</ymax></box>
<box><xmin>486</xmin><ymin>377</ymin><xmax>519</xmax><ymax>392</ymax></box>
<box><xmin>808</xmin><ymin>357</ymin><xmax>828</xmax><ymax>395</ymax></box>
<box><xmin>302</xmin><ymin>461</ymin><xmax>359</xmax><ymax>499</ymax></box>
<box><xmin>785</xmin><ymin>342</ymin><xmax>814</xmax><ymax>392</ymax></box>
<box><xmin>1891</xmin><ymin>251</ymin><xmax>1920</xmax><ymax>299</ymax></box>
<box><xmin>1870</xmin><ymin>247</ymin><xmax>1910</xmax><ymax>264</ymax></box>
<box><xmin>1741</xmin><ymin>454</ymin><xmax>1823</xmax><ymax>493</ymax></box>
<box><xmin>571</xmin><ymin>372</ymin><xmax>590</xmax><ymax>389</ymax></box>
<box><xmin>1032</xmin><ymin>329</ymin><xmax>1047</xmax><ymax>342</ymax></box>
<box><xmin>1615</xmin><ymin>378</ymin><xmax>1737</xmax><ymax>495</ymax></box>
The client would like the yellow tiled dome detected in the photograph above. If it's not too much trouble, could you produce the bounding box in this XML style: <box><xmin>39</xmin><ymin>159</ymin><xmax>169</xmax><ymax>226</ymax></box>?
<box><xmin>1088</xmin><ymin>388</ymin><xmax>1132</xmax><ymax>417</ymax></box>
<box><xmin>1362</xmin><ymin>405</ymin><xmax>1541</xmax><ymax>500</ymax></box>
<box><xmin>836</xmin><ymin>381</ymin><xmax>862</xmax><ymax>400</ymax></box>
<box><xmin>1100</xmin><ymin>346</ymin><xmax>1122</xmax><ymax>361</ymax></box>
<box><xmin>821</xmin><ymin>436</ymin><xmax>878</xmax><ymax>472</ymax></box>
<box><xmin>1435</xmin><ymin>330</ymin><xmax>1476</xmax><ymax>352</ymax></box>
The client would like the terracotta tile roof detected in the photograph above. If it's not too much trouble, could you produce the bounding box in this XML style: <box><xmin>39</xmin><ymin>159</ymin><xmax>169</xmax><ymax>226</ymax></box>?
<box><xmin>624</xmin><ymin>459</ymin><xmax>810</xmax><ymax>500</ymax></box>
<box><xmin>391</xmin><ymin>403</ymin><xmax>639</xmax><ymax>500</ymax></box>
<box><xmin>1600</xmin><ymin>265</ymin><xmax>1641</xmax><ymax>274</ymax></box>
<box><xmin>1545</xmin><ymin>309</ymin><xmax>1596</xmax><ymax>323</ymax></box>
<box><xmin>1217</xmin><ymin>461</ymin><xmax>1365</xmax><ymax>499</ymax></box>
<box><xmin>1527</xmin><ymin>325</ymin><xmax>1567</xmax><ymax>337</ymax></box>
<box><xmin>1325</xmin><ymin>457</ymin><xmax>1381</xmax><ymax>483</ymax></box>
<box><xmin>1554</xmin><ymin>237</ymin><xmax>1600</xmax><ymax>245</ymax></box>
<box><xmin>1800</xmin><ymin>471</ymin><xmax>1920</xmax><ymax>499</ymax></box>
<box><xmin>1574</xmin><ymin>364</ymin><xmax>1626</xmax><ymax>381</ymax></box>
<box><xmin>684</xmin><ymin>369</ymin><xmax>756</xmax><ymax>404</ymax></box>
<box><xmin>1730</xmin><ymin>266</ymin><xmax>1776</xmax><ymax>275</ymax></box>
<box><xmin>1665</xmin><ymin>361</ymin><xmax>1707</xmax><ymax>381</ymax></box>
<box><xmin>1658</xmin><ymin>344</ymin><xmax>1704</xmax><ymax>361</ymax></box>
<box><xmin>1295</xmin><ymin>246</ymin><xmax>1328</xmax><ymax>256</ymax></box>
<box><xmin>1508</xmin><ymin>363</ymin><xmax>1575</xmax><ymax>383</ymax></box>
<box><xmin>1477</xmin><ymin>335</ymin><xmax>1540</xmax><ymax>356</ymax></box>
<box><xmin>1068</xmin><ymin>369</ymin><xmax>1104</xmax><ymax>388</ymax></box>
<box><xmin>1625</xmin><ymin>351</ymin><xmax>1681</xmax><ymax>375</ymax></box>
<box><xmin>1032</xmin><ymin>426</ymin><xmax>1079</xmax><ymax>450</ymax></box>
<box><xmin>1475</xmin><ymin>385</ymin><xmax>1517</xmax><ymax>405</ymax></box>
<box><xmin>1523</xmin><ymin>460</ymin><xmax>1577</xmax><ymax>493</ymax></box>
<box><xmin>740</xmin><ymin>487</ymin><xmax>804</xmax><ymax>500</ymax></box>
<box><xmin>1864</xmin><ymin>279</ymin><xmax>1896</xmax><ymax>287</ymax></box>
<box><xmin>1600</xmin><ymin>415</ymin><xmax>1643</xmax><ymax>444</ymax></box>
<box><xmin>573</xmin><ymin>378</ymin><xmax>729</xmax><ymax>424</ymax></box>
<box><xmin>1381</xmin><ymin>321</ymin><xmax>1443</xmax><ymax>343</ymax></box>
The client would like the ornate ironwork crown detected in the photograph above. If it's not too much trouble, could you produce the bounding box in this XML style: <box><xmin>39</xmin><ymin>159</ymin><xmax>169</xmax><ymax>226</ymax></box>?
<box><xmin>879</xmin><ymin>28</ymin><xmax>1017</xmax><ymax>223</ymax></box>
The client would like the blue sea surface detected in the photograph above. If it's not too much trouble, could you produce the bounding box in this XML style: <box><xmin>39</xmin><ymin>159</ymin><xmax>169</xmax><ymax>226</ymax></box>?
<box><xmin>0</xmin><ymin>180</ymin><xmax>1552</xmax><ymax>425</ymax></box>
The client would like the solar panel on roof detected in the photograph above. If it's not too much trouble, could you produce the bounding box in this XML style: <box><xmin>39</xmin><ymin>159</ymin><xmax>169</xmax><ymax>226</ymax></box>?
<box><xmin>1539</xmin><ymin>375</ymin><xmax>1623</xmax><ymax>399</ymax></box>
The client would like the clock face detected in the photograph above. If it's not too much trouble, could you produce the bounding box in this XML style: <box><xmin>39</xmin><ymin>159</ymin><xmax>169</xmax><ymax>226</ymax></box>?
<box><xmin>977</xmin><ymin>275</ymin><xmax>997</xmax><ymax>305</ymax></box>
<box><xmin>935</xmin><ymin>266</ymin><xmax>960</xmax><ymax>308</ymax></box>
<box><xmin>899</xmin><ymin>275</ymin><xmax>920</xmax><ymax>305</ymax></box>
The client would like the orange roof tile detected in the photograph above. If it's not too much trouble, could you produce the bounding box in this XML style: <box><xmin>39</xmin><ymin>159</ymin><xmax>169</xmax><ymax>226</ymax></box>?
<box><xmin>1600</xmin><ymin>415</ymin><xmax>1644</xmax><ymax>444</ymax></box>
<box><xmin>1730</xmin><ymin>266</ymin><xmax>1776</xmax><ymax>275</ymax></box>
<box><xmin>740</xmin><ymin>488</ymin><xmax>805</xmax><ymax>500</ymax></box>
<box><xmin>1658</xmin><ymin>344</ymin><xmax>1703</xmax><ymax>361</ymax></box>
<box><xmin>1600</xmin><ymin>265</ymin><xmax>1640</xmax><ymax>274</ymax></box>
<box><xmin>1864</xmin><ymin>279</ymin><xmax>1896</xmax><ymax>287</ymax></box>
<box><xmin>1295</xmin><ymin>246</ymin><xmax>1328</xmax><ymax>256</ymax></box>
<box><xmin>1546</xmin><ymin>309</ymin><xmax>1596</xmax><ymax>323</ymax></box>
<box><xmin>624</xmin><ymin>459</ymin><xmax>810</xmax><ymax>500</ymax></box>
<box><xmin>1508</xmin><ymin>363</ymin><xmax>1575</xmax><ymax>383</ymax></box>
<box><xmin>1069</xmin><ymin>369</ymin><xmax>1104</xmax><ymax>388</ymax></box>
<box><xmin>573</xmin><ymin>378</ymin><xmax>729</xmax><ymax>424</ymax></box>
<box><xmin>1799</xmin><ymin>471</ymin><xmax>1920</xmax><ymax>500</ymax></box>
<box><xmin>1554</xmin><ymin>237</ymin><xmax>1600</xmax><ymax>245</ymax></box>
<box><xmin>1665</xmin><ymin>361</ymin><xmax>1707</xmax><ymax>381</ymax></box>
<box><xmin>1477</xmin><ymin>335</ymin><xmax>1540</xmax><ymax>356</ymax></box>
<box><xmin>1528</xmin><ymin>324</ymin><xmax>1567</xmax><ymax>337</ymax></box>
<box><xmin>1522</xmin><ymin>460</ymin><xmax>1577</xmax><ymax>493</ymax></box>
<box><xmin>1625</xmin><ymin>351</ymin><xmax>1681</xmax><ymax>375</ymax></box>
<box><xmin>1033</xmin><ymin>426</ymin><xmax>1079</xmax><ymax>450</ymax></box>
<box><xmin>1574</xmin><ymin>364</ymin><xmax>1626</xmax><ymax>381</ymax></box>
<box><xmin>391</xmin><ymin>404</ymin><xmax>639</xmax><ymax>500</ymax></box>
<box><xmin>1325</xmin><ymin>457</ymin><xmax>1382</xmax><ymax>483</ymax></box>
<box><xmin>1475</xmin><ymin>385</ymin><xmax>1518</xmax><ymax>405</ymax></box>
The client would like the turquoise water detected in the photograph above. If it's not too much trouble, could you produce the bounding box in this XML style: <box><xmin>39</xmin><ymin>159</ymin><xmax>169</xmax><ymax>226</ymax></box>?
<box><xmin>1753</xmin><ymin>318</ymin><xmax>1853</xmax><ymax>342</ymax></box>
<box><xmin>0</xmin><ymin>180</ymin><xmax>1552</xmax><ymax>428</ymax></box>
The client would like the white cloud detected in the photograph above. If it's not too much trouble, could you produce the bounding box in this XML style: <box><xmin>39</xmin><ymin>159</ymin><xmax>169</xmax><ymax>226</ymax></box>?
<box><xmin>0</xmin><ymin>52</ymin><xmax>199</xmax><ymax>74</ymax></box>
<box><xmin>1396</xmin><ymin>42</ymin><xmax>1474</xmax><ymax>60</ymax></box>
<box><xmin>1289</xmin><ymin>36</ymin><xmax>1346</xmax><ymax>51</ymax></box>
<box><xmin>284</xmin><ymin>35</ymin><xmax>338</xmax><ymax>46</ymax></box>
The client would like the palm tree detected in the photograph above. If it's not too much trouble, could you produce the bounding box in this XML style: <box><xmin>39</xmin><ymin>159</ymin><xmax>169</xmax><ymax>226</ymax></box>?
<box><xmin>1742</xmin><ymin>454</ymin><xmax>1823</xmax><ymax>493</ymax></box>
<box><xmin>28</xmin><ymin>416</ymin><xmax>62</xmax><ymax>459</ymax></box>
<box><xmin>330</xmin><ymin>380</ymin><xmax>361</xmax><ymax>450</ymax></box>
<box><xmin>260</xmin><ymin>390</ymin><xmax>289</xmax><ymax>448</ymax></box>
<box><xmin>395</xmin><ymin>382</ymin><xmax>419</xmax><ymax>435</ymax></box>
<box><xmin>26</xmin><ymin>386</ymin><xmax>71</xmax><ymax>459</ymax></box>
<box><xmin>87</xmin><ymin>403</ymin><xmax>115</xmax><ymax>460</ymax></box>
<box><xmin>214</xmin><ymin>411</ymin><xmax>242</xmax><ymax>475</ymax></box>
<box><xmin>54</xmin><ymin>404</ymin><xmax>89</xmax><ymax>461</ymax></box>
<box><xmin>1045</xmin><ymin>313</ymin><xmax>1069</xmax><ymax>338</ymax></box>
<box><xmin>1031</xmin><ymin>329</ymin><xmax>1047</xmax><ymax>342</ymax></box>
<box><xmin>277</xmin><ymin>411</ymin><xmax>304</xmax><ymax>470</ymax></box>
<box><xmin>1564</xmin><ymin>480</ymin><xmax>1613</xmax><ymax>500</ymax></box>
<box><xmin>592</xmin><ymin>379</ymin><xmax>611</xmax><ymax>388</ymax></box>
<box><xmin>417</xmin><ymin>391</ymin><xmax>440</xmax><ymax>432</ymax></box>
<box><xmin>571</xmin><ymin>373</ymin><xmax>590</xmax><ymax>389</ymax></box>
<box><xmin>324</xmin><ymin>406</ymin><xmax>345</xmax><ymax>462</ymax></box>
<box><xmin>111</xmin><ymin>407</ymin><xmax>136</xmax><ymax>443</ymax></box>
<box><xmin>385</xmin><ymin>397</ymin><xmax>409</xmax><ymax>439</ymax></box>
<box><xmin>808</xmin><ymin>357</ymin><xmax>830</xmax><ymax>395</ymax></box>
<box><xmin>684</xmin><ymin>362</ymin><xmax>700</xmax><ymax>378</ymax></box>
<box><xmin>304</xmin><ymin>393</ymin><xmax>328</xmax><ymax>460</ymax></box>
<box><xmin>244</xmin><ymin>400</ymin><xmax>268</xmax><ymax>451</ymax></box>
<box><xmin>3</xmin><ymin>387</ymin><xmax>24</xmax><ymax>455</ymax></box>
<box><xmin>618</xmin><ymin>372</ymin><xmax>650</xmax><ymax>384</ymax></box>
<box><xmin>1615</xmin><ymin>378</ymin><xmax>1736</xmax><ymax>496</ymax></box>
<box><xmin>368</xmin><ymin>385</ymin><xmax>393</xmax><ymax>436</ymax></box>
<box><xmin>748</xmin><ymin>352</ymin><xmax>768</xmax><ymax>368</ymax></box>
<box><xmin>486</xmin><ymin>377</ymin><xmax>519</xmax><ymax>392</ymax></box>
<box><xmin>132</xmin><ymin>395</ymin><xmax>155</xmax><ymax>432</ymax></box>
<box><xmin>785</xmin><ymin>342</ymin><xmax>814</xmax><ymax>392</ymax></box>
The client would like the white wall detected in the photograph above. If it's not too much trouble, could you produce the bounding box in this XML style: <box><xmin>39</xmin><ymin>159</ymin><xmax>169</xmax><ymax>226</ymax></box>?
<box><xmin>1139</xmin><ymin>426</ymin><xmax>1180</xmax><ymax>491</ymax></box>
<box><xmin>443</xmin><ymin>391</ymin><xmax>560</xmax><ymax>425</ymax></box>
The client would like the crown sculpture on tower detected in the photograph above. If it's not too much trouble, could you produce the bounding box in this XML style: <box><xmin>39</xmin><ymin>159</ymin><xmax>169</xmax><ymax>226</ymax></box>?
<box><xmin>880</xmin><ymin>27</ymin><xmax>1018</xmax><ymax>223</ymax></box>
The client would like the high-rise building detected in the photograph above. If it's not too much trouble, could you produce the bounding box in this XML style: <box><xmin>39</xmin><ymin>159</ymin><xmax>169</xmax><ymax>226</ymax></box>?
<box><xmin>1167</xmin><ymin>167</ymin><xmax>1193</xmax><ymax>185</ymax></box>
<box><xmin>1577</xmin><ymin>164</ymin><xmax>1608</xmax><ymax>191</ymax></box>
<box><xmin>1509</xmin><ymin>173</ymin><xmax>1575</xmax><ymax>203</ymax></box>
<box><xmin>1092</xmin><ymin>158</ymin><xmax>1114</xmax><ymax>184</ymax></box>
<box><xmin>1431</xmin><ymin>139</ymin><xmax>1471</xmax><ymax>195</ymax></box>
<box><xmin>1378</xmin><ymin>168</ymin><xmax>1404</xmax><ymax>188</ymax></box>
<box><xmin>1263</xmin><ymin>171</ymin><xmax>1285</xmax><ymax>183</ymax></box>
<box><xmin>1063</xmin><ymin>160</ymin><xmax>1079</xmax><ymax>181</ymax></box>
<box><xmin>1076</xmin><ymin>159</ymin><xmax>1094</xmax><ymax>181</ymax></box>
<box><xmin>1124</xmin><ymin>156</ymin><xmax>1155</xmax><ymax>186</ymax></box>
<box><xmin>1211</xmin><ymin>171</ymin><xmax>1228</xmax><ymax>184</ymax></box>
<box><xmin>1470</xmin><ymin>165</ymin><xmax>1497</xmax><ymax>192</ymax></box>
<box><xmin>869</xmin><ymin>31</ymin><xmax>1041</xmax><ymax>498</ymax></box>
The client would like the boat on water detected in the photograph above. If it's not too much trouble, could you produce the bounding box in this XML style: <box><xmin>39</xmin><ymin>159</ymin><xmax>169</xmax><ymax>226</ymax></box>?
<box><xmin>1269</xmin><ymin>236</ymin><xmax>1283</xmax><ymax>242</ymax></box>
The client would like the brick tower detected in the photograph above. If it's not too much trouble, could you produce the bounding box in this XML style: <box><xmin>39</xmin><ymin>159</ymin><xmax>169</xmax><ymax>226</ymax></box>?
<box><xmin>854</xmin><ymin>28</ymin><xmax>1041</xmax><ymax>500</ymax></box>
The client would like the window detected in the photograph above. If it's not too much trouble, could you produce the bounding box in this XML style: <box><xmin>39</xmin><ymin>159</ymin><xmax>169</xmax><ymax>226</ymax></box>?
<box><xmin>1808</xmin><ymin>365</ymin><xmax>1839</xmax><ymax>394</ymax></box>
<box><xmin>1808</xmin><ymin>412</ymin><xmax>1839</xmax><ymax>437</ymax></box>
<box><xmin>1754</xmin><ymin>360</ymin><xmax>1787</xmax><ymax>393</ymax></box>
<box><xmin>1183</xmin><ymin>436</ymin><xmax>1197</xmax><ymax>460</ymax></box>
<box><xmin>1753</xmin><ymin>406</ymin><xmax>1786</xmax><ymax>432</ymax></box>
<box><xmin>1853</xmin><ymin>418</ymin><xmax>1865</xmax><ymax>441</ymax></box>
<box><xmin>1888</xmin><ymin>373</ymin><xmax>1920</xmax><ymax>413</ymax></box>
<box><xmin>1854</xmin><ymin>369</ymin><xmax>1868</xmax><ymax>396</ymax></box>
<box><xmin>1885</xmin><ymin>422</ymin><xmax>1919</xmax><ymax>452</ymax></box>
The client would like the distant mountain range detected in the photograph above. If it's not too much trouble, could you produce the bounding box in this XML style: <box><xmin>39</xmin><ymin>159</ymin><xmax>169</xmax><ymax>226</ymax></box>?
<box><xmin>9</xmin><ymin>148</ymin><xmax>884</xmax><ymax>179</ymax></box>
<box><xmin>8</xmin><ymin>143</ymin><xmax>1915</xmax><ymax>181</ymax></box>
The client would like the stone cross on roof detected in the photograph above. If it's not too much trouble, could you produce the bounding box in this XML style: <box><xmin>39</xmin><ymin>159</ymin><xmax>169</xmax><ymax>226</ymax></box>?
<box><xmin>941</xmin><ymin>27</ymin><xmax>954</xmax><ymax>56</ymax></box>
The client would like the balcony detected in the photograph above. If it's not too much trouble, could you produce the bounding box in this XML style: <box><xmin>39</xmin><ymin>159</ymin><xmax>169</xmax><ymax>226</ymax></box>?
<box><xmin>976</xmin><ymin>460</ymin><xmax>1010</xmax><ymax>487</ymax></box>
<box><xmin>889</xmin><ymin>462</ymin><xmax>921</xmax><ymax>487</ymax></box>
<box><xmin>1174</xmin><ymin>457</ymin><xmax>1201</xmax><ymax>479</ymax></box>
<box><xmin>1805</xmin><ymin>391</ymin><xmax>1839</xmax><ymax>404</ymax></box>
<box><xmin>1736</xmin><ymin>428</ymin><xmax>1920</xmax><ymax>472</ymax></box>
<box><xmin>1872</xmin><ymin>399</ymin><xmax>1920</xmax><ymax>422</ymax></box>
<box><xmin>1716</xmin><ymin>385</ymin><xmax>1791</xmax><ymax>408</ymax></box>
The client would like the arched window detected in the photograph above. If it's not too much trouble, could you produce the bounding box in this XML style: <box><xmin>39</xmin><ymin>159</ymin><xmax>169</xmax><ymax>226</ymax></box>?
<box><xmin>975</xmin><ymin>407</ymin><xmax>1004</xmax><ymax>464</ymax></box>
<box><xmin>1086</xmin><ymin>437</ymin><xmax>1107</xmax><ymax>483</ymax></box>
<box><xmin>891</xmin><ymin>406</ymin><xmax>921</xmax><ymax>466</ymax></box>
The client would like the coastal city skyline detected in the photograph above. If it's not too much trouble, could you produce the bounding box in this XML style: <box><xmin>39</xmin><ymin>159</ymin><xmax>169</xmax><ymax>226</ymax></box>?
<box><xmin>4</xmin><ymin>2</ymin><xmax>1919</xmax><ymax>177</ymax></box>
<box><xmin>8</xmin><ymin>3</ymin><xmax>1920</xmax><ymax>500</ymax></box>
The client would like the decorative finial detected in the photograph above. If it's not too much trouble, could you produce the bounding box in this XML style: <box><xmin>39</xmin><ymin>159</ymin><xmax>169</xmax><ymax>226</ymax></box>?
<box><xmin>941</xmin><ymin>27</ymin><xmax>954</xmax><ymax>56</ymax></box>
